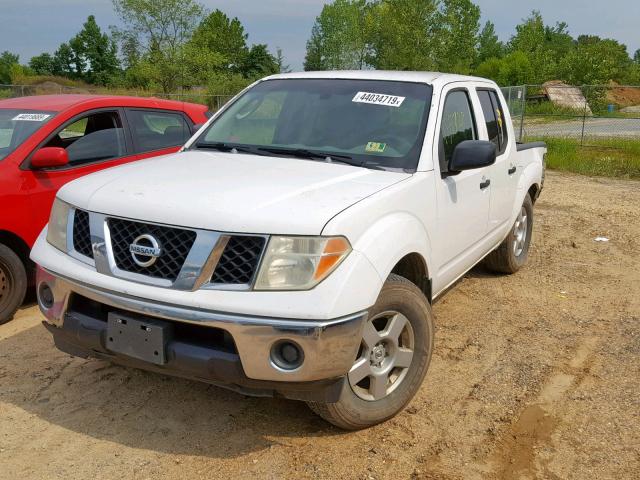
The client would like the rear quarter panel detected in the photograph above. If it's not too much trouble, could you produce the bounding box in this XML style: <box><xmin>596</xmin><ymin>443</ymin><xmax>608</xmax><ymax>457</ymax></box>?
<box><xmin>513</xmin><ymin>145</ymin><xmax>546</xmax><ymax>219</ymax></box>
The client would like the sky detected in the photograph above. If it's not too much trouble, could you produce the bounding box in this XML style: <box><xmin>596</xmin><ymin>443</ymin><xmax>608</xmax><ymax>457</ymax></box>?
<box><xmin>1</xmin><ymin>0</ymin><xmax>639</xmax><ymax>72</ymax></box>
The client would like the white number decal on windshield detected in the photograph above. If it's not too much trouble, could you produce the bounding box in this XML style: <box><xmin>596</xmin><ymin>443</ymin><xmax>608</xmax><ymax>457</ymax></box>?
<box><xmin>12</xmin><ymin>113</ymin><xmax>51</xmax><ymax>122</ymax></box>
<box><xmin>352</xmin><ymin>92</ymin><xmax>405</xmax><ymax>108</ymax></box>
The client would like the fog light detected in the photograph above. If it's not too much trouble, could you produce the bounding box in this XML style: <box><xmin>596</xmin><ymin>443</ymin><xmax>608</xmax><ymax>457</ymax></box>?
<box><xmin>270</xmin><ymin>340</ymin><xmax>304</xmax><ymax>371</ymax></box>
<box><xmin>38</xmin><ymin>283</ymin><xmax>54</xmax><ymax>309</ymax></box>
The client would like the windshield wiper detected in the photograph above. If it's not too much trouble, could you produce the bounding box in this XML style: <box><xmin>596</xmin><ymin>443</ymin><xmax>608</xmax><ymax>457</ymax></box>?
<box><xmin>257</xmin><ymin>147</ymin><xmax>361</xmax><ymax>166</ymax></box>
<box><xmin>194</xmin><ymin>142</ymin><xmax>259</xmax><ymax>155</ymax></box>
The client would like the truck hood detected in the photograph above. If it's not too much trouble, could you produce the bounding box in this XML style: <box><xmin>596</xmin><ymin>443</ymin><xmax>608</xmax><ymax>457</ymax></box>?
<box><xmin>58</xmin><ymin>150</ymin><xmax>410</xmax><ymax>235</ymax></box>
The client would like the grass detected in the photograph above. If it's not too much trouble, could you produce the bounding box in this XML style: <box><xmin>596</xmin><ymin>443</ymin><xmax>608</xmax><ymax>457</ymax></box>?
<box><xmin>532</xmin><ymin>137</ymin><xmax>640</xmax><ymax>179</ymax></box>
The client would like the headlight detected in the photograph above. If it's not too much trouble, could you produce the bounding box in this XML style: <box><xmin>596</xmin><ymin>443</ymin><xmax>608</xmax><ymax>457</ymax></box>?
<box><xmin>255</xmin><ymin>236</ymin><xmax>351</xmax><ymax>290</ymax></box>
<box><xmin>46</xmin><ymin>198</ymin><xmax>72</xmax><ymax>252</ymax></box>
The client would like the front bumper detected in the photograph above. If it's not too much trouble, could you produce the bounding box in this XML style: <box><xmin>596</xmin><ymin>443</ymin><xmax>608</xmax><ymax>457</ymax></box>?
<box><xmin>36</xmin><ymin>267</ymin><xmax>367</xmax><ymax>400</ymax></box>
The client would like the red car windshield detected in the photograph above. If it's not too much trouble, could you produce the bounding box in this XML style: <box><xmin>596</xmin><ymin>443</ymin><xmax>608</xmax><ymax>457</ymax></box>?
<box><xmin>0</xmin><ymin>109</ymin><xmax>56</xmax><ymax>161</ymax></box>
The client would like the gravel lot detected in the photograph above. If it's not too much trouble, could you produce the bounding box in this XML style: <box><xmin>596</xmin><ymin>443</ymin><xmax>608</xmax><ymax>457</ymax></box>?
<box><xmin>1</xmin><ymin>170</ymin><xmax>638</xmax><ymax>479</ymax></box>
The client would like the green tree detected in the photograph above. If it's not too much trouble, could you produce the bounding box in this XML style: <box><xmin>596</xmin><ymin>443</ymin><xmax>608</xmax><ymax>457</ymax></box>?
<box><xmin>68</xmin><ymin>35</ymin><xmax>87</xmax><ymax>78</ymax></box>
<box><xmin>633</xmin><ymin>49</ymin><xmax>640</xmax><ymax>65</ymax></box>
<box><xmin>544</xmin><ymin>21</ymin><xmax>574</xmax><ymax>58</ymax></box>
<box><xmin>0</xmin><ymin>51</ymin><xmax>20</xmax><ymax>84</ymax></box>
<box><xmin>242</xmin><ymin>44</ymin><xmax>279</xmax><ymax>78</ymax></box>
<box><xmin>304</xmin><ymin>0</ymin><xmax>372</xmax><ymax>70</ymax></box>
<box><xmin>29</xmin><ymin>53</ymin><xmax>56</xmax><ymax>75</ymax></box>
<box><xmin>475</xmin><ymin>51</ymin><xmax>533</xmax><ymax>85</ymax></box>
<box><xmin>52</xmin><ymin>43</ymin><xmax>78</xmax><ymax>78</ymax></box>
<box><xmin>508</xmin><ymin>11</ymin><xmax>555</xmax><ymax>83</ymax></box>
<box><xmin>497</xmin><ymin>51</ymin><xmax>533</xmax><ymax>85</ymax></box>
<box><xmin>475</xmin><ymin>57</ymin><xmax>503</xmax><ymax>82</ymax></box>
<box><xmin>304</xmin><ymin>24</ymin><xmax>326</xmax><ymax>70</ymax></box>
<box><xmin>112</xmin><ymin>0</ymin><xmax>204</xmax><ymax>92</ymax></box>
<box><xmin>119</xmin><ymin>34</ymin><xmax>141</xmax><ymax>70</ymax></box>
<box><xmin>507</xmin><ymin>11</ymin><xmax>575</xmax><ymax>83</ymax></box>
<box><xmin>477</xmin><ymin>21</ymin><xmax>504</xmax><ymax>64</ymax></box>
<box><xmin>275</xmin><ymin>47</ymin><xmax>290</xmax><ymax>73</ymax></box>
<box><xmin>435</xmin><ymin>0</ymin><xmax>481</xmax><ymax>73</ymax></box>
<box><xmin>73</xmin><ymin>15</ymin><xmax>119</xmax><ymax>84</ymax></box>
<box><xmin>189</xmin><ymin>9</ymin><xmax>248</xmax><ymax>72</ymax></box>
<box><xmin>369</xmin><ymin>0</ymin><xmax>440</xmax><ymax>70</ymax></box>
<box><xmin>559</xmin><ymin>35</ymin><xmax>631</xmax><ymax>85</ymax></box>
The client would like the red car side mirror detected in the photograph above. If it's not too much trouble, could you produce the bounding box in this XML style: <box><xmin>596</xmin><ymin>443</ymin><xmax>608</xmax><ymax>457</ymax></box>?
<box><xmin>31</xmin><ymin>147</ymin><xmax>69</xmax><ymax>169</ymax></box>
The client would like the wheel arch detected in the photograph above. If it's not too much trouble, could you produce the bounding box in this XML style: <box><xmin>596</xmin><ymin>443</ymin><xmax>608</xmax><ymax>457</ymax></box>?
<box><xmin>0</xmin><ymin>230</ymin><xmax>33</xmax><ymax>276</ymax></box>
<box><xmin>352</xmin><ymin>212</ymin><xmax>433</xmax><ymax>303</ymax></box>
<box><xmin>528</xmin><ymin>183</ymin><xmax>541</xmax><ymax>204</ymax></box>
<box><xmin>0</xmin><ymin>230</ymin><xmax>31</xmax><ymax>265</ymax></box>
<box><xmin>389</xmin><ymin>252</ymin><xmax>431</xmax><ymax>302</ymax></box>
<box><xmin>512</xmin><ymin>161</ymin><xmax>543</xmax><ymax>220</ymax></box>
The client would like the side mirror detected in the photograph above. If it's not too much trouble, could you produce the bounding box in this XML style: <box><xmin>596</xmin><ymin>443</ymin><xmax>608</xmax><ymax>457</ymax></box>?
<box><xmin>449</xmin><ymin>140</ymin><xmax>496</xmax><ymax>173</ymax></box>
<box><xmin>32</xmin><ymin>147</ymin><xmax>69</xmax><ymax>169</ymax></box>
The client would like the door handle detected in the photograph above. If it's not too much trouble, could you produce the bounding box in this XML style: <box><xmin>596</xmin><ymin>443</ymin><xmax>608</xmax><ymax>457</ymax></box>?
<box><xmin>480</xmin><ymin>179</ymin><xmax>491</xmax><ymax>190</ymax></box>
<box><xmin>508</xmin><ymin>166</ymin><xmax>517</xmax><ymax>175</ymax></box>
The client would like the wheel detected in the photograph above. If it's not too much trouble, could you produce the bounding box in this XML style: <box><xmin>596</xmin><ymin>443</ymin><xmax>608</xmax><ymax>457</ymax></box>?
<box><xmin>0</xmin><ymin>244</ymin><xmax>27</xmax><ymax>325</ymax></box>
<box><xmin>484</xmin><ymin>193</ymin><xmax>533</xmax><ymax>274</ymax></box>
<box><xmin>307</xmin><ymin>274</ymin><xmax>434</xmax><ymax>430</ymax></box>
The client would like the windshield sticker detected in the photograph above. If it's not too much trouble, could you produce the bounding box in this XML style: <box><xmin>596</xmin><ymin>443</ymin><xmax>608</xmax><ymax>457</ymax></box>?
<box><xmin>352</xmin><ymin>92</ymin><xmax>405</xmax><ymax>108</ymax></box>
<box><xmin>366</xmin><ymin>142</ymin><xmax>387</xmax><ymax>153</ymax></box>
<box><xmin>12</xmin><ymin>113</ymin><xmax>51</xmax><ymax>122</ymax></box>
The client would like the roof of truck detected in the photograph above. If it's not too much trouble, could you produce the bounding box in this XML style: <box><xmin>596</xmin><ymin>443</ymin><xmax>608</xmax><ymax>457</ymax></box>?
<box><xmin>265</xmin><ymin>70</ymin><xmax>493</xmax><ymax>85</ymax></box>
<box><xmin>0</xmin><ymin>94</ymin><xmax>208</xmax><ymax>114</ymax></box>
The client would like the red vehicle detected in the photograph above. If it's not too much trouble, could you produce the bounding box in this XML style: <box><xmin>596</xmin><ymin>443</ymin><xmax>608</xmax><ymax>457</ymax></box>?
<box><xmin>0</xmin><ymin>94</ymin><xmax>209</xmax><ymax>323</ymax></box>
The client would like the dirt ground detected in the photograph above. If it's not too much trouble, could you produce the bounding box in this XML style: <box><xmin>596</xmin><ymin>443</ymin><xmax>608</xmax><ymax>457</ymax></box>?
<box><xmin>1</xmin><ymin>170</ymin><xmax>639</xmax><ymax>480</ymax></box>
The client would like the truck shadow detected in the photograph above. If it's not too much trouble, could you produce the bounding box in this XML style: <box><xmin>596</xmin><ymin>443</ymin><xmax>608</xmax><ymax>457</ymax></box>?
<box><xmin>0</xmin><ymin>321</ymin><xmax>345</xmax><ymax>458</ymax></box>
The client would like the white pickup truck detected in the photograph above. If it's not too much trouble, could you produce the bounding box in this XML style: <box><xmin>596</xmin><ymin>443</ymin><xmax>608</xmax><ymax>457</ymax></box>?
<box><xmin>31</xmin><ymin>71</ymin><xmax>545</xmax><ymax>429</ymax></box>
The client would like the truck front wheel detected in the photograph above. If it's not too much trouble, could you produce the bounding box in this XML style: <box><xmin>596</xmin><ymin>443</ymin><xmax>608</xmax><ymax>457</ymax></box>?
<box><xmin>0</xmin><ymin>244</ymin><xmax>27</xmax><ymax>325</ymax></box>
<box><xmin>307</xmin><ymin>274</ymin><xmax>434</xmax><ymax>430</ymax></box>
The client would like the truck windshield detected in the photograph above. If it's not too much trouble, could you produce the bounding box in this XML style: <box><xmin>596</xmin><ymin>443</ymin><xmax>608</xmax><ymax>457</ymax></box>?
<box><xmin>193</xmin><ymin>79</ymin><xmax>433</xmax><ymax>171</ymax></box>
<box><xmin>0</xmin><ymin>109</ymin><xmax>56</xmax><ymax>161</ymax></box>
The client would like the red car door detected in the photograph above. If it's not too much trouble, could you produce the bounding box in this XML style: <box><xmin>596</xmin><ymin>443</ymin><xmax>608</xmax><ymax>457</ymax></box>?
<box><xmin>23</xmin><ymin>108</ymin><xmax>139</xmax><ymax>242</ymax></box>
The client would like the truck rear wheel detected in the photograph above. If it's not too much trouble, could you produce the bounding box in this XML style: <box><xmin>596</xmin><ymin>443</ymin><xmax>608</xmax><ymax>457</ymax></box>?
<box><xmin>0</xmin><ymin>244</ymin><xmax>27</xmax><ymax>325</ymax></box>
<box><xmin>484</xmin><ymin>193</ymin><xmax>533</xmax><ymax>274</ymax></box>
<box><xmin>307</xmin><ymin>274</ymin><xmax>434</xmax><ymax>430</ymax></box>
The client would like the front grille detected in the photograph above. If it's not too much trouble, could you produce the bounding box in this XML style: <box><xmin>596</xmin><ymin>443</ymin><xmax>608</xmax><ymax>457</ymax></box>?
<box><xmin>211</xmin><ymin>236</ymin><xmax>266</xmax><ymax>285</ymax></box>
<box><xmin>108</xmin><ymin>218</ymin><xmax>197</xmax><ymax>281</ymax></box>
<box><xmin>72</xmin><ymin>210</ymin><xmax>93</xmax><ymax>258</ymax></box>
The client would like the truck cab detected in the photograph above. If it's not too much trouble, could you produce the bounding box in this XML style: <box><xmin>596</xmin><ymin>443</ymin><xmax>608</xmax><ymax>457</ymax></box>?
<box><xmin>31</xmin><ymin>72</ymin><xmax>545</xmax><ymax>429</ymax></box>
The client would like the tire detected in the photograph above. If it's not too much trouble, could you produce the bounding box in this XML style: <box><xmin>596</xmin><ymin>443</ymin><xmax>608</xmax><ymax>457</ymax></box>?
<box><xmin>484</xmin><ymin>193</ymin><xmax>534</xmax><ymax>274</ymax></box>
<box><xmin>0</xmin><ymin>244</ymin><xmax>27</xmax><ymax>325</ymax></box>
<box><xmin>307</xmin><ymin>274</ymin><xmax>434</xmax><ymax>430</ymax></box>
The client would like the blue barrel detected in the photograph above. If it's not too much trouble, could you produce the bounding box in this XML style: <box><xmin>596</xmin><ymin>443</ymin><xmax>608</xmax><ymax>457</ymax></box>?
<box><xmin>607</xmin><ymin>104</ymin><xmax>615</xmax><ymax>113</ymax></box>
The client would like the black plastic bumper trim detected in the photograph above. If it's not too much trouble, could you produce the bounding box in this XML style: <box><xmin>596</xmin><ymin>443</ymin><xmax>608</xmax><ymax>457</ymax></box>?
<box><xmin>43</xmin><ymin>313</ymin><xmax>345</xmax><ymax>403</ymax></box>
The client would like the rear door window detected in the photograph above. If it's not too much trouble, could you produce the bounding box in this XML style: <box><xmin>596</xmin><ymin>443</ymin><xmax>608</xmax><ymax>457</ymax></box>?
<box><xmin>478</xmin><ymin>91</ymin><xmax>500</xmax><ymax>150</ymax></box>
<box><xmin>490</xmin><ymin>90</ymin><xmax>508</xmax><ymax>154</ymax></box>
<box><xmin>126</xmin><ymin>110</ymin><xmax>191</xmax><ymax>153</ymax></box>
<box><xmin>478</xmin><ymin>89</ymin><xmax>508</xmax><ymax>155</ymax></box>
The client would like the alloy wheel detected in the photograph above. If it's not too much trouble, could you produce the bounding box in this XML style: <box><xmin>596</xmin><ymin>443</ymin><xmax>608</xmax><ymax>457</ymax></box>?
<box><xmin>348</xmin><ymin>311</ymin><xmax>415</xmax><ymax>401</ymax></box>
<box><xmin>513</xmin><ymin>206</ymin><xmax>528</xmax><ymax>257</ymax></box>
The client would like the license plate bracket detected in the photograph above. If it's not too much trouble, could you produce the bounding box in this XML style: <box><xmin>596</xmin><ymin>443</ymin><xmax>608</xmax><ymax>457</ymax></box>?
<box><xmin>107</xmin><ymin>312</ymin><xmax>172</xmax><ymax>365</ymax></box>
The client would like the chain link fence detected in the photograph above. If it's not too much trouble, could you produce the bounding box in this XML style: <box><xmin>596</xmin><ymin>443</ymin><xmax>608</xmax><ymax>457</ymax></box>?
<box><xmin>501</xmin><ymin>84</ymin><xmax>640</xmax><ymax>144</ymax></box>
<box><xmin>0</xmin><ymin>83</ymin><xmax>234</xmax><ymax>112</ymax></box>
